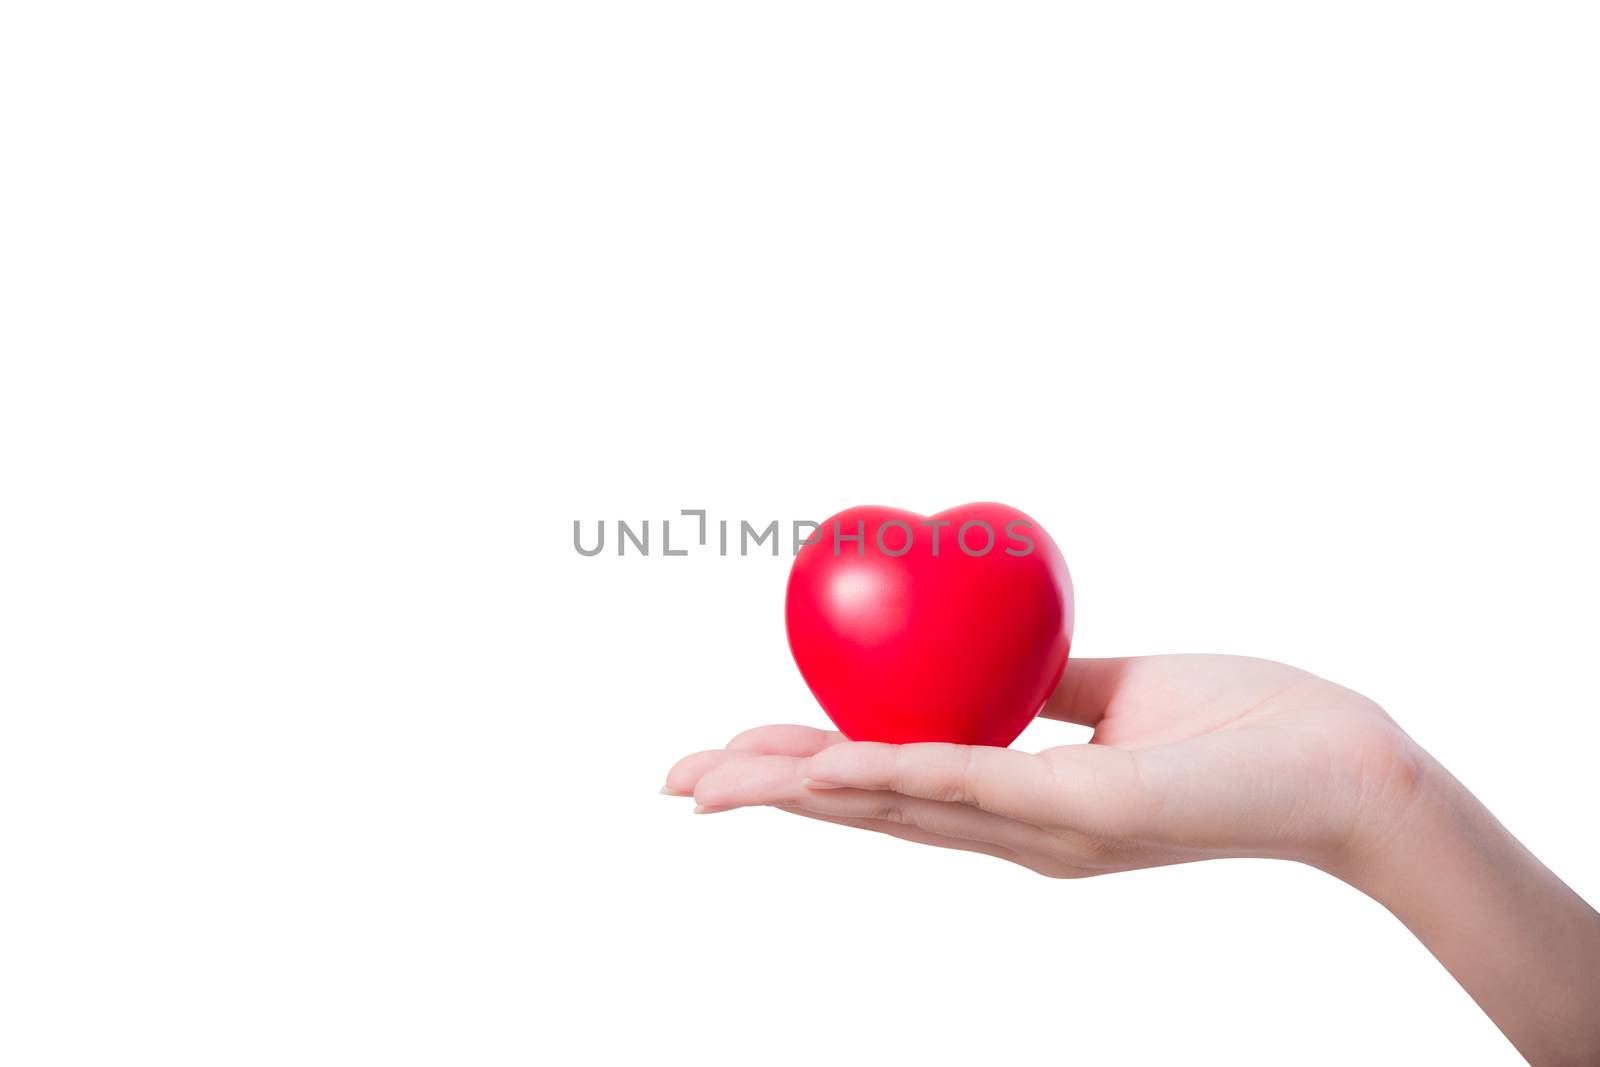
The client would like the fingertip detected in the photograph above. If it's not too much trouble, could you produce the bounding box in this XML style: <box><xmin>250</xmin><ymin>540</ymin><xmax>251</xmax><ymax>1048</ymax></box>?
<box><xmin>725</xmin><ymin>725</ymin><xmax>778</xmax><ymax>750</ymax></box>
<box><xmin>691</xmin><ymin>752</ymin><xmax>806</xmax><ymax>812</ymax></box>
<box><xmin>725</xmin><ymin>723</ymin><xmax>847</xmax><ymax>756</ymax></box>
<box><xmin>662</xmin><ymin>748</ymin><xmax>736</xmax><ymax>796</ymax></box>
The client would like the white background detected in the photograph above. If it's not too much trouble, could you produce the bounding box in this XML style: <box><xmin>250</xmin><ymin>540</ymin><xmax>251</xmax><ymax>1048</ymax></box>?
<box><xmin>3</xmin><ymin>3</ymin><xmax>1597</xmax><ymax>1065</ymax></box>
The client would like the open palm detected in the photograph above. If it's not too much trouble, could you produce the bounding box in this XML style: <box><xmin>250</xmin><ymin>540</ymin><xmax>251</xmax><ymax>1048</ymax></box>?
<box><xmin>664</xmin><ymin>655</ymin><xmax>1424</xmax><ymax>878</ymax></box>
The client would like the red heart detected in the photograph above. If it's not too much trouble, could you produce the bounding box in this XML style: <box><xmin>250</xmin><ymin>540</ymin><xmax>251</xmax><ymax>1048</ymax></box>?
<box><xmin>785</xmin><ymin>503</ymin><xmax>1073</xmax><ymax>748</ymax></box>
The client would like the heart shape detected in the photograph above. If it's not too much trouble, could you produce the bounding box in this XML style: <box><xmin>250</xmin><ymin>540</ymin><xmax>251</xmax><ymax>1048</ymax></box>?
<box><xmin>785</xmin><ymin>502</ymin><xmax>1073</xmax><ymax>747</ymax></box>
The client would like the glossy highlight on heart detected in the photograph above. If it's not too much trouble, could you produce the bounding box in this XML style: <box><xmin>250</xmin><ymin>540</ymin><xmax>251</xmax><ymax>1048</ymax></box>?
<box><xmin>784</xmin><ymin>503</ymin><xmax>1073</xmax><ymax>747</ymax></box>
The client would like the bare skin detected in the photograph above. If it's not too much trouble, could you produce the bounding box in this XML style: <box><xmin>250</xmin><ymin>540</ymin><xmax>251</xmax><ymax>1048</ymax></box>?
<box><xmin>665</xmin><ymin>655</ymin><xmax>1600</xmax><ymax>1065</ymax></box>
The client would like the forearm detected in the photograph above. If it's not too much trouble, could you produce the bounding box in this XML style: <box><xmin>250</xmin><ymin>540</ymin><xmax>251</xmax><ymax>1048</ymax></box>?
<box><xmin>1329</xmin><ymin>752</ymin><xmax>1600</xmax><ymax>1065</ymax></box>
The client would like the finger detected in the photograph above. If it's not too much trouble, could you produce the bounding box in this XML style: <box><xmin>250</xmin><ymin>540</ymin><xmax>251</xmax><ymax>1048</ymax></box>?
<box><xmin>663</xmin><ymin>725</ymin><xmax>845</xmax><ymax>795</ymax></box>
<box><xmin>691</xmin><ymin>753</ymin><xmax>806</xmax><ymax>811</ymax></box>
<box><xmin>797</xmin><ymin>742</ymin><xmax>1067</xmax><ymax>823</ymax></box>
<box><xmin>1040</xmin><ymin>657</ymin><xmax>1138</xmax><ymax>727</ymax></box>
<box><xmin>725</xmin><ymin>723</ymin><xmax>846</xmax><ymax>756</ymax></box>
<box><xmin>662</xmin><ymin>748</ymin><xmax>748</xmax><ymax>796</ymax></box>
<box><xmin>772</xmin><ymin>807</ymin><xmax>1035</xmax><ymax>870</ymax></box>
<box><xmin>1038</xmin><ymin>743</ymin><xmax>1156</xmax><ymax>838</ymax></box>
<box><xmin>690</xmin><ymin>755</ymin><xmax>1056</xmax><ymax>858</ymax></box>
<box><xmin>778</xmin><ymin>784</ymin><xmax>1057</xmax><ymax>858</ymax></box>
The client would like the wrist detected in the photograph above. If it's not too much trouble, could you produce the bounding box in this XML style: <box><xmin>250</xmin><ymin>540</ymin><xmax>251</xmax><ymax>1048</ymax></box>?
<box><xmin>1307</xmin><ymin>717</ymin><xmax>1444</xmax><ymax>888</ymax></box>
<box><xmin>1313</xmin><ymin>739</ymin><xmax>1600</xmax><ymax>1064</ymax></box>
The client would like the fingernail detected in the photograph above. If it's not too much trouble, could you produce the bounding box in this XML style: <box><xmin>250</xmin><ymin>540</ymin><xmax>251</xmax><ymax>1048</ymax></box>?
<box><xmin>693</xmin><ymin>804</ymin><xmax>732</xmax><ymax>814</ymax></box>
<box><xmin>800</xmin><ymin>777</ymin><xmax>842</xmax><ymax>790</ymax></box>
<box><xmin>660</xmin><ymin>784</ymin><xmax>688</xmax><ymax>796</ymax></box>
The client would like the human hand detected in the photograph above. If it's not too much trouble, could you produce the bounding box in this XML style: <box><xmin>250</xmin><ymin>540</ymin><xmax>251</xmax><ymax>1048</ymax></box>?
<box><xmin>663</xmin><ymin>654</ymin><xmax>1425</xmax><ymax>877</ymax></box>
<box><xmin>667</xmin><ymin>653</ymin><xmax>1600</xmax><ymax>1061</ymax></box>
